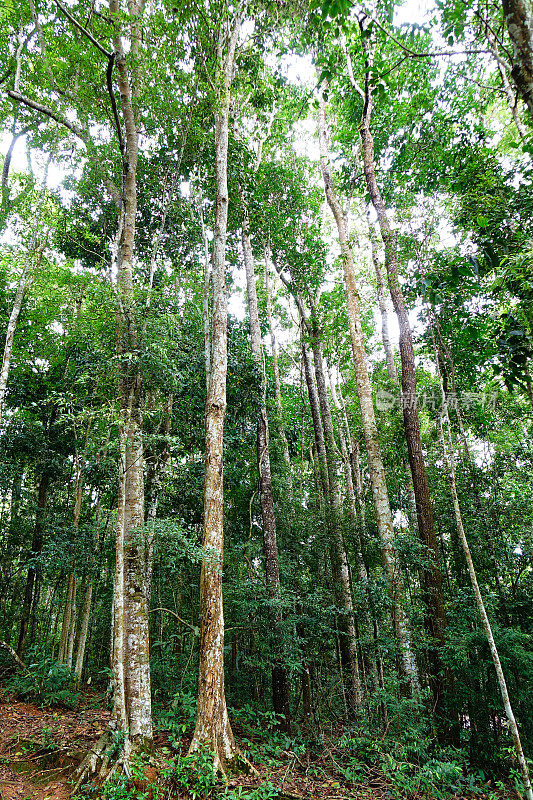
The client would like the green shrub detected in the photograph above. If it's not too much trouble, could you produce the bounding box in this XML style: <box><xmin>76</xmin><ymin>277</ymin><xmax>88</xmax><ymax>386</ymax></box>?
<box><xmin>163</xmin><ymin>746</ymin><xmax>216</xmax><ymax>799</ymax></box>
<box><xmin>7</xmin><ymin>649</ymin><xmax>80</xmax><ymax>708</ymax></box>
<box><xmin>158</xmin><ymin>691</ymin><xmax>197</xmax><ymax>745</ymax></box>
<box><xmin>223</xmin><ymin>782</ymin><xmax>280</xmax><ymax>799</ymax></box>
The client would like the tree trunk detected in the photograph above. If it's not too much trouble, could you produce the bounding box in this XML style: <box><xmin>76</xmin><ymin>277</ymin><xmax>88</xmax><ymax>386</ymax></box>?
<box><xmin>317</xmin><ymin>95</ymin><xmax>420</xmax><ymax>698</ymax></box>
<box><xmin>65</xmin><ymin>587</ymin><xmax>77</xmax><ymax>669</ymax></box>
<box><xmin>0</xmin><ymin>241</ymin><xmax>46</xmax><ymax>425</ymax></box>
<box><xmin>367</xmin><ymin>221</ymin><xmax>398</xmax><ymax>383</ymax></box>
<box><xmin>336</xmin><ymin>379</ymin><xmax>366</xmax><ymax>529</ymax></box>
<box><xmin>300</xmin><ymin>328</ymin><xmax>363</xmax><ymax>713</ymax></box>
<box><xmin>242</xmin><ymin>218</ymin><xmax>291</xmax><ymax>730</ymax></box>
<box><xmin>359</xmin><ymin>83</ymin><xmax>448</xmax><ymax>718</ymax></box>
<box><xmin>436</xmin><ymin>388</ymin><xmax>533</xmax><ymax>800</ymax></box>
<box><xmin>145</xmin><ymin>395</ymin><xmax>173</xmax><ymax>604</ymax></box>
<box><xmin>17</xmin><ymin>473</ymin><xmax>49</xmax><ymax>658</ymax></box>
<box><xmin>328</xmin><ymin>367</ymin><xmax>381</xmax><ymax>693</ymax></box>
<box><xmin>201</xmin><ymin>206</ymin><xmax>211</xmax><ymax>390</ymax></box>
<box><xmin>502</xmin><ymin>0</ymin><xmax>533</xmax><ymax>120</ymax></box>
<box><xmin>264</xmin><ymin>245</ymin><xmax>293</xmax><ymax>499</ymax></box>
<box><xmin>189</xmin><ymin>7</ymin><xmax>247</xmax><ymax>772</ymax></box>
<box><xmin>58</xmin><ymin>572</ymin><xmax>76</xmax><ymax>665</ymax></box>
<box><xmin>59</xmin><ymin>453</ymin><xmax>85</xmax><ymax>667</ymax></box>
<box><xmin>309</xmin><ymin>318</ymin><xmax>363</xmax><ymax>712</ymax></box>
<box><xmin>74</xmin><ymin>582</ymin><xmax>93</xmax><ymax>682</ymax></box>
<box><xmin>107</xmin><ymin>0</ymin><xmax>152</xmax><ymax>761</ymax></box>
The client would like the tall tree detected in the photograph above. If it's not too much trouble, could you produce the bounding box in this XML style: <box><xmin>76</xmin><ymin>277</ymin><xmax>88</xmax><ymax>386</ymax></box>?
<box><xmin>317</xmin><ymin>95</ymin><xmax>420</xmax><ymax>699</ymax></box>
<box><xmin>354</xmin><ymin>39</ymin><xmax>450</xmax><ymax>722</ymax></box>
<box><xmin>242</xmin><ymin>218</ymin><xmax>291</xmax><ymax>729</ymax></box>
<box><xmin>189</xmin><ymin>1</ymin><xmax>248</xmax><ymax>770</ymax></box>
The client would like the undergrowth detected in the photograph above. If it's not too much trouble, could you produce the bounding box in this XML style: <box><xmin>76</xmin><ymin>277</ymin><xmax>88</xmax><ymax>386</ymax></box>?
<box><xmin>6</xmin><ymin>647</ymin><xmax>80</xmax><ymax>708</ymax></box>
<box><xmin>71</xmin><ymin>696</ymin><xmax>528</xmax><ymax>800</ymax></box>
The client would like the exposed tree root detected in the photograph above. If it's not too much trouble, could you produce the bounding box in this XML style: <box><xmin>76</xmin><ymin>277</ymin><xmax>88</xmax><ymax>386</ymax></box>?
<box><xmin>71</xmin><ymin>731</ymin><xmax>124</xmax><ymax>793</ymax></box>
<box><xmin>221</xmin><ymin>748</ymin><xmax>258</xmax><ymax>780</ymax></box>
<box><xmin>72</xmin><ymin>729</ymin><xmax>157</xmax><ymax>795</ymax></box>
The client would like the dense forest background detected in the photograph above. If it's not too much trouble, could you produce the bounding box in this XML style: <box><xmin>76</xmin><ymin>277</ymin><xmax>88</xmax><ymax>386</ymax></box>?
<box><xmin>0</xmin><ymin>0</ymin><xmax>532</xmax><ymax>797</ymax></box>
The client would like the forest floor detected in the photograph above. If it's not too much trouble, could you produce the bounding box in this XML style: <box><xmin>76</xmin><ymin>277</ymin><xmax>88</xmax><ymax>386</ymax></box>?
<box><xmin>0</xmin><ymin>688</ymin><xmax>519</xmax><ymax>800</ymax></box>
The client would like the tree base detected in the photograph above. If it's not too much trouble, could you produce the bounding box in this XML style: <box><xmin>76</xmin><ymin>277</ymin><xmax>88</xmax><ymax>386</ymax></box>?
<box><xmin>71</xmin><ymin>730</ymin><xmax>153</xmax><ymax>793</ymax></box>
<box><xmin>71</xmin><ymin>732</ymin><xmax>120</xmax><ymax>793</ymax></box>
<box><xmin>188</xmin><ymin>737</ymin><xmax>257</xmax><ymax>781</ymax></box>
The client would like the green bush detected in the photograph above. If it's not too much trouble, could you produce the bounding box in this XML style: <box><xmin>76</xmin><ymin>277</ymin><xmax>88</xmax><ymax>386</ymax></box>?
<box><xmin>163</xmin><ymin>746</ymin><xmax>216</xmax><ymax>799</ymax></box>
<box><xmin>158</xmin><ymin>691</ymin><xmax>197</xmax><ymax>745</ymax></box>
<box><xmin>223</xmin><ymin>782</ymin><xmax>280</xmax><ymax>799</ymax></box>
<box><xmin>7</xmin><ymin>649</ymin><xmax>80</xmax><ymax>708</ymax></box>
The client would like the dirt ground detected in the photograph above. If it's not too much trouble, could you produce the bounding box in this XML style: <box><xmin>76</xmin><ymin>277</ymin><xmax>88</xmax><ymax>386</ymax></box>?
<box><xmin>0</xmin><ymin>689</ymin><xmax>110</xmax><ymax>800</ymax></box>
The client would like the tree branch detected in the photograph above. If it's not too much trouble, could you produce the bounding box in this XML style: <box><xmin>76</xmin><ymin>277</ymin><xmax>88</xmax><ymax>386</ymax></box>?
<box><xmin>106</xmin><ymin>53</ymin><xmax>125</xmax><ymax>156</ymax></box>
<box><xmin>53</xmin><ymin>0</ymin><xmax>113</xmax><ymax>58</ymax></box>
<box><xmin>149</xmin><ymin>607</ymin><xmax>198</xmax><ymax>633</ymax></box>
<box><xmin>364</xmin><ymin>12</ymin><xmax>492</xmax><ymax>60</ymax></box>
<box><xmin>341</xmin><ymin>36</ymin><xmax>365</xmax><ymax>99</ymax></box>
<box><xmin>271</xmin><ymin>258</ymin><xmax>311</xmax><ymax>331</ymax></box>
<box><xmin>0</xmin><ymin>640</ymin><xmax>29</xmax><ymax>672</ymax></box>
<box><xmin>2</xmin><ymin>123</ymin><xmax>37</xmax><ymax>205</ymax></box>
<box><xmin>6</xmin><ymin>90</ymin><xmax>89</xmax><ymax>141</ymax></box>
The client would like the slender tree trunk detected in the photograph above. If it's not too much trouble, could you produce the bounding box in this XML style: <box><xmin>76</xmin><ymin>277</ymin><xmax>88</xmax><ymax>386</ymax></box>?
<box><xmin>328</xmin><ymin>367</ymin><xmax>381</xmax><ymax>691</ymax></box>
<box><xmin>436</xmin><ymin>386</ymin><xmax>533</xmax><ymax>800</ymax></box>
<box><xmin>367</xmin><ymin>221</ymin><xmax>398</xmax><ymax>383</ymax></box>
<box><xmin>58</xmin><ymin>573</ymin><xmax>76</xmax><ymax>665</ymax></box>
<box><xmin>264</xmin><ymin>246</ymin><xmax>293</xmax><ymax>498</ymax></box>
<box><xmin>200</xmin><ymin>206</ymin><xmax>212</xmax><ymax>391</ymax></box>
<box><xmin>66</xmin><ymin>579</ymin><xmax>77</xmax><ymax>669</ymax></box>
<box><xmin>1</xmin><ymin>121</ymin><xmax>33</xmax><ymax>215</ymax></box>
<box><xmin>17</xmin><ymin>473</ymin><xmax>49</xmax><ymax>658</ymax></box>
<box><xmin>189</xmin><ymin>7</ymin><xmax>247</xmax><ymax>771</ymax></box>
<box><xmin>317</xmin><ymin>96</ymin><xmax>420</xmax><ymax>698</ymax></box>
<box><xmin>359</xmin><ymin>83</ymin><xmax>448</xmax><ymax>719</ymax></box>
<box><xmin>300</xmin><ymin>327</ymin><xmax>363</xmax><ymax>713</ymax></box>
<box><xmin>335</xmin><ymin>374</ymin><xmax>367</xmax><ymax>529</ymax></box>
<box><xmin>145</xmin><ymin>395</ymin><xmax>173</xmax><ymax>604</ymax></box>
<box><xmin>302</xmin><ymin>342</ymin><xmax>329</xmax><ymax>499</ymax></box>
<box><xmin>242</xmin><ymin>218</ymin><xmax>291</xmax><ymax>729</ymax></box>
<box><xmin>74</xmin><ymin>582</ymin><xmax>93</xmax><ymax>682</ymax></box>
<box><xmin>59</xmin><ymin>451</ymin><xmax>85</xmax><ymax>666</ymax></box>
<box><xmin>502</xmin><ymin>0</ymin><xmax>533</xmax><ymax>120</ymax></box>
<box><xmin>0</xmin><ymin>241</ymin><xmax>46</xmax><ymax>425</ymax></box>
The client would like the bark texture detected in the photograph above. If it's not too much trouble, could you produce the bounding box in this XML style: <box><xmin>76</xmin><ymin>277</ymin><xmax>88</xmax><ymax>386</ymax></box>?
<box><xmin>503</xmin><ymin>0</ymin><xmax>533</xmax><ymax>119</ymax></box>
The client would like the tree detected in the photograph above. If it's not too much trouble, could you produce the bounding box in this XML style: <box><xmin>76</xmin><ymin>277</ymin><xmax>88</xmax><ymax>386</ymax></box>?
<box><xmin>189</xmin><ymin>0</ymin><xmax>249</xmax><ymax>771</ymax></box>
